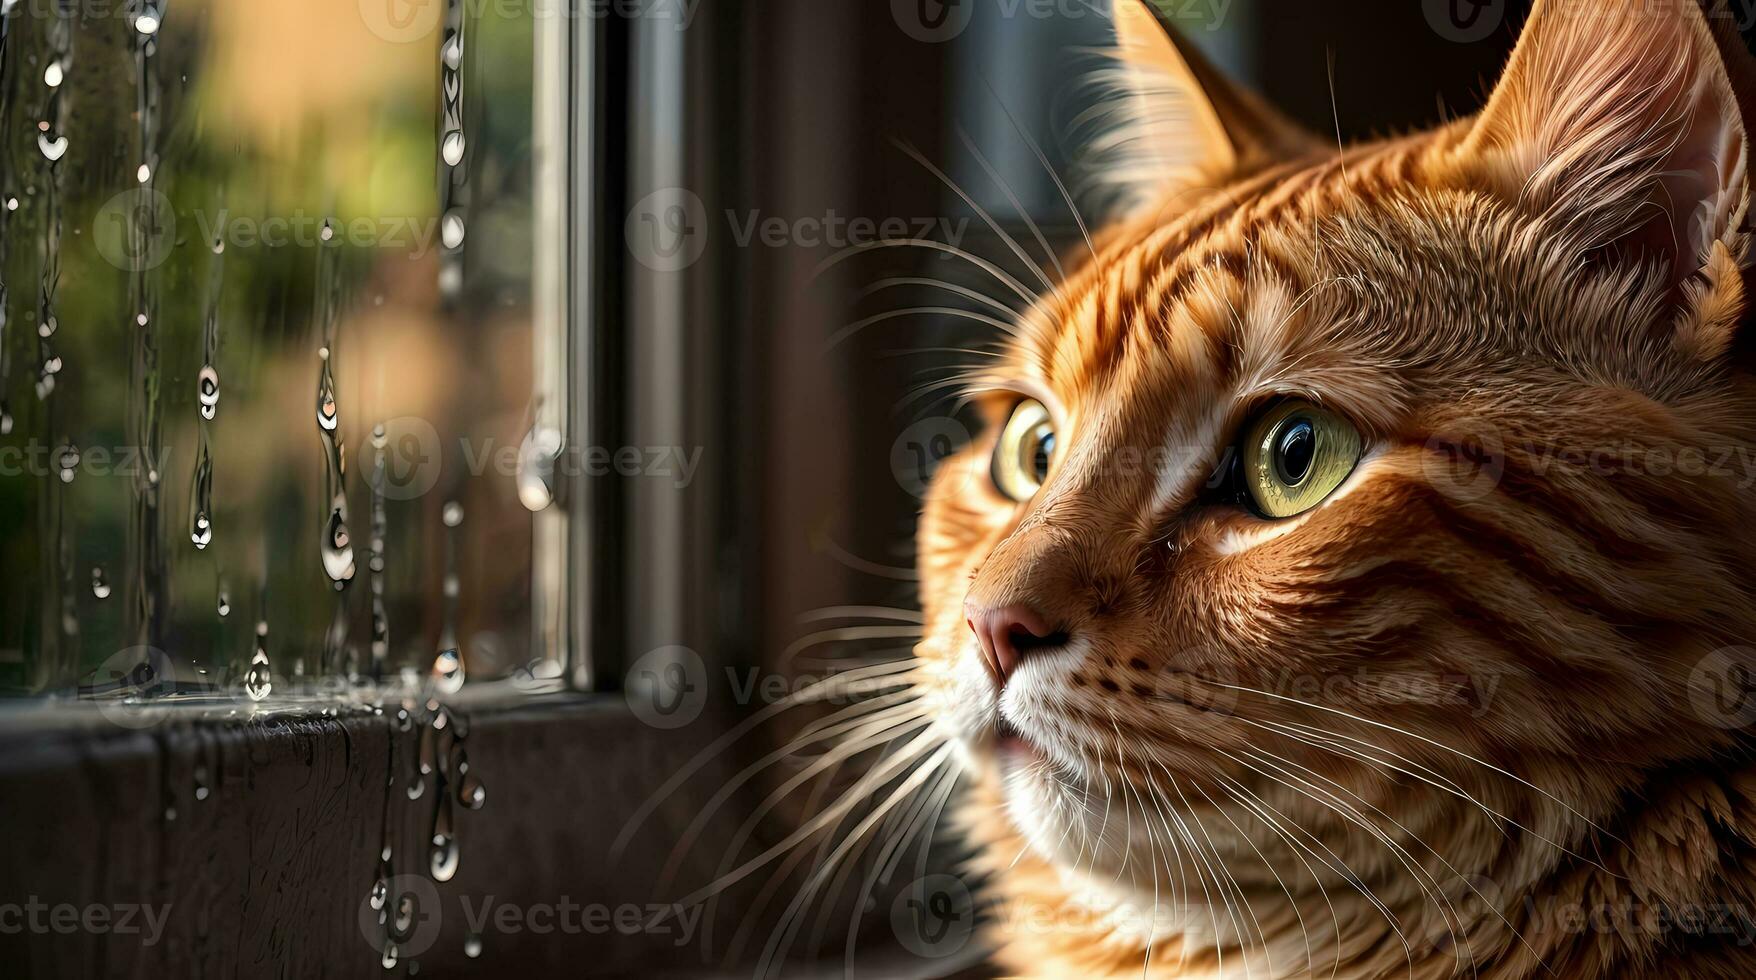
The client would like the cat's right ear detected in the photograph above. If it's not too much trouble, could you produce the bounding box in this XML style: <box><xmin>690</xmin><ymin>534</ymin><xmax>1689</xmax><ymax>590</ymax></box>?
<box><xmin>1104</xmin><ymin>0</ymin><xmax>1321</xmax><ymax>191</ymax></box>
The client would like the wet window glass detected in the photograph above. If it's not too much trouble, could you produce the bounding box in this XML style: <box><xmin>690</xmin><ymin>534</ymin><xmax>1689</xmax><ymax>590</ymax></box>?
<box><xmin>0</xmin><ymin>0</ymin><xmax>558</xmax><ymax>699</ymax></box>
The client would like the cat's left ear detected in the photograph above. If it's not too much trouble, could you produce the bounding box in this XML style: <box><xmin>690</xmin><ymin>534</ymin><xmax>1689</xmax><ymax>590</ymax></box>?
<box><xmin>1459</xmin><ymin>0</ymin><xmax>1751</xmax><ymax>289</ymax></box>
<box><xmin>1106</xmin><ymin>0</ymin><xmax>1322</xmax><ymax>190</ymax></box>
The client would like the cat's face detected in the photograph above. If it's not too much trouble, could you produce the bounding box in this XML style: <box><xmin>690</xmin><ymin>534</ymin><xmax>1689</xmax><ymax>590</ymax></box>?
<box><xmin>913</xmin><ymin>0</ymin><xmax>1756</xmax><ymax>901</ymax></box>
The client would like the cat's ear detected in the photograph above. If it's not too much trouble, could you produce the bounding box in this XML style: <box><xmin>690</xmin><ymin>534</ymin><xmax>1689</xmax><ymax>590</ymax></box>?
<box><xmin>1458</xmin><ymin>0</ymin><xmax>1750</xmax><ymax>283</ymax></box>
<box><xmin>1105</xmin><ymin>0</ymin><xmax>1321</xmax><ymax>189</ymax></box>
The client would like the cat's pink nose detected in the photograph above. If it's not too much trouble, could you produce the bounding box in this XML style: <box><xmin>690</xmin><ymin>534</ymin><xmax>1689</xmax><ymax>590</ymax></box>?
<box><xmin>965</xmin><ymin>602</ymin><xmax>1068</xmax><ymax>686</ymax></box>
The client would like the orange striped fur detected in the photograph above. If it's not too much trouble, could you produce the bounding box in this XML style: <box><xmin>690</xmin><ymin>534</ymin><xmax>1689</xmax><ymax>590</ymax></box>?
<box><xmin>913</xmin><ymin>1</ymin><xmax>1756</xmax><ymax>976</ymax></box>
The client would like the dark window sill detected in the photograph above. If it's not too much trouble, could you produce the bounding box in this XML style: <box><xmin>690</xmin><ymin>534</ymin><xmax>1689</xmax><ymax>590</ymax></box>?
<box><xmin>0</xmin><ymin>695</ymin><xmax>988</xmax><ymax>979</ymax></box>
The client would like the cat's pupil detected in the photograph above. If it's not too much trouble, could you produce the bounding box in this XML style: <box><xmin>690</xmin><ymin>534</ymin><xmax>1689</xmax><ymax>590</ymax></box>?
<box><xmin>1274</xmin><ymin>418</ymin><xmax>1315</xmax><ymax>486</ymax></box>
<box><xmin>1033</xmin><ymin>430</ymin><xmax>1055</xmax><ymax>481</ymax></box>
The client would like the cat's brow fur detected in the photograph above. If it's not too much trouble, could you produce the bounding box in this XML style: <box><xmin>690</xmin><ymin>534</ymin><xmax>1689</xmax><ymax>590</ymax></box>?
<box><xmin>913</xmin><ymin>1</ymin><xmax>1756</xmax><ymax>976</ymax></box>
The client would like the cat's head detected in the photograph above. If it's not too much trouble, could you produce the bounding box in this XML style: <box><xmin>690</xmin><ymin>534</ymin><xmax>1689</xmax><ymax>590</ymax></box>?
<box><xmin>914</xmin><ymin>0</ymin><xmax>1756</xmax><ymax>909</ymax></box>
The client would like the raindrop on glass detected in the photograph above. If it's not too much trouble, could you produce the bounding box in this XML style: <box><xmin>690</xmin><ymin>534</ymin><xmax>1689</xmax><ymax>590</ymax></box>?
<box><xmin>369</xmin><ymin>877</ymin><xmax>389</xmax><ymax>912</ymax></box>
<box><xmin>380</xmin><ymin>942</ymin><xmax>398</xmax><ymax>971</ymax></box>
<box><xmin>458</xmin><ymin>771</ymin><xmax>485</xmax><ymax>810</ymax></box>
<box><xmin>198</xmin><ymin>366</ymin><xmax>220</xmax><ymax>420</ymax></box>
<box><xmin>440</xmin><ymin>131</ymin><xmax>466</xmax><ymax>167</ymax></box>
<box><xmin>442</xmin><ymin>501</ymin><xmax>463</xmax><ymax>528</ymax></box>
<box><xmin>135</xmin><ymin>10</ymin><xmax>161</xmax><ymax>34</ymax></box>
<box><xmin>429</xmin><ymin>834</ymin><xmax>459</xmax><ymax>882</ymax></box>
<box><xmin>37</xmin><ymin>133</ymin><xmax>67</xmax><ymax>162</ymax></box>
<box><xmin>516</xmin><ymin>426</ymin><xmax>562</xmax><ymax>512</ymax></box>
<box><xmin>432</xmin><ymin>649</ymin><xmax>465</xmax><ymax>694</ymax></box>
<box><xmin>245</xmin><ymin>636</ymin><xmax>272</xmax><ymax>702</ymax></box>
<box><xmin>441</xmin><ymin>212</ymin><xmax>465</xmax><ymax>249</ymax></box>
<box><xmin>464</xmin><ymin>934</ymin><xmax>482</xmax><ymax>958</ymax></box>
<box><xmin>136</xmin><ymin>164</ymin><xmax>151</xmax><ymax>184</ymax></box>
<box><xmin>90</xmin><ymin>566</ymin><xmax>111</xmax><ymax>600</ymax></box>
<box><xmin>43</xmin><ymin>61</ymin><xmax>63</xmax><ymax>87</ymax></box>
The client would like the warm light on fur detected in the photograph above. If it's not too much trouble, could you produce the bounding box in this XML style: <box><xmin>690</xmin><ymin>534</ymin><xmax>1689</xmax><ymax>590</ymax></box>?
<box><xmin>913</xmin><ymin>1</ymin><xmax>1756</xmax><ymax>976</ymax></box>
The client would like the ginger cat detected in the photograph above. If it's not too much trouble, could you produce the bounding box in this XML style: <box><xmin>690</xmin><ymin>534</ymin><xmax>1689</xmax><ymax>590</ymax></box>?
<box><xmin>910</xmin><ymin>1</ymin><xmax>1756</xmax><ymax>975</ymax></box>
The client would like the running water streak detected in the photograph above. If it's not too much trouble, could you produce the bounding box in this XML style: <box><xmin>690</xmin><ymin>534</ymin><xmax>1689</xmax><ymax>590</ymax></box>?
<box><xmin>125</xmin><ymin>0</ymin><xmax>168</xmax><ymax>652</ymax></box>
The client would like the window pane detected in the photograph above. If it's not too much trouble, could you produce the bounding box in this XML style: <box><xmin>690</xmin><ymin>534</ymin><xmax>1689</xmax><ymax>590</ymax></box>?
<box><xmin>0</xmin><ymin>0</ymin><xmax>549</xmax><ymax>697</ymax></box>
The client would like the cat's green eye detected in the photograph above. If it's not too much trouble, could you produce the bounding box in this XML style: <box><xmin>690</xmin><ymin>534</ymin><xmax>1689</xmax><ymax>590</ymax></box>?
<box><xmin>992</xmin><ymin>399</ymin><xmax>1057</xmax><ymax>502</ymax></box>
<box><xmin>1239</xmin><ymin>401</ymin><xmax>1362</xmax><ymax>519</ymax></box>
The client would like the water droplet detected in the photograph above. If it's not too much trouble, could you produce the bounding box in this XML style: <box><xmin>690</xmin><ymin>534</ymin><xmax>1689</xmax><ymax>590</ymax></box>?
<box><xmin>164</xmin><ymin>806</ymin><xmax>176</xmax><ymax>821</ymax></box>
<box><xmin>37</xmin><ymin>133</ymin><xmax>67</xmax><ymax>162</ymax></box>
<box><xmin>194</xmin><ymin>766</ymin><xmax>211</xmax><ymax>801</ymax></box>
<box><xmin>43</xmin><ymin>61</ymin><xmax>63</xmax><ymax>87</ymax></box>
<box><xmin>135</xmin><ymin>11</ymin><xmax>160</xmax><ymax>34</ymax></box>
<box><xmin>517</xmin><ymin>427</ymin><xmax>562</xmax><ymax>512</ymax></box>
<box><xmin>429</xmin><ymin>834</ymin><xmax>459</xmax><ymax>882</ymax></box>
<box><xmin>190</xmin><ymin>440</ymin><xmax>214</xmax><ymax>548</ymax></box>
<box><xmin>319</xmin><ymin>220</ymin><xmax>335</xmax><ymax>243</ymax></box>
<box><xmin>57</xmin><ymin>444</ymin><xmax>78</xmax><ymax>483</ymax></box>
<box><xmin>380</xmin><ymin>942</ymin><xmax>399</xmax><ymax>970</ymax></box>
<box><xmin>441</xmin><ymin>212</ymin><xmax>465</xmax><ymax>249</ymax></box>
<box><xmin>0</xmin><ymin>407</ymin><xmax>12</xmax><ymax>435</ymax></box>
<box><xmin>464</xmin><ymin>934</ymin><xmax>482</xmax><ymax>958</ymax></box>
<box><xmin>441</xmin><ymin>130</ymin><xmax>466</xmax><ymax>167</ymax></box>
<box><xmin>136</xmin><ymin>164</ymin><xmax>151</xmax><ymax>184</ymax></box>
<box><xmin>4</xmin><ymin>198</ymin><xmax>17</xmax><ymax>211</ymax></box>
<box><xmin>245</xmin><ymin>637</ymin><xmax>272</xmax><ymax>702</ymax></box>
<box><xmin>438</xmin><ymin>263</ymin><xmax>463</xmax><ymax>298</ymax></box>
<box><xmin>442</xmin><ymin>501</ymin><xmax>463</xmax><ymax>528</ymax></box>
<box><xmin>136</xmin><ymin>313</ymin><xmax>149</xmax><ymax>327</ymax></box>
<box><xmin>322</xmin><ymin>508</ymin><xmax>356</xmax><ymax>584</ymax></box>
<box><xmin>443</xmin><ymin>34</ymin><xmax>463</xmax><ymax>71</ymax></box>
<box><xmin>458</xmin><ymin>771</ymin><xmax>485</xmax><ymax>810</ymax></box>
<box><xmin>432</xmin><ymin>649</ymin><xmax>465</xmax><ymax>694</ymax></box>
<box><xmin>369</xmin><ymin>877</ymin><xmax>388</xmax><ymax>912</ymax></box>
<box><xmin>211</xmin><ymin>236</ymin><xmax>224</xmax><ymax>254</ymax></box>
<box><xmin>90</xmin><ymin>567</ymin><xmax>111</xmax><ymax>600</ymax></box>
<box><xmin>217</xmin><ymin>591</ymin><xmax>231</xmax><ymax>618</ymax></box>
<box><xmin>406</xmin><ymin>776</ymin><xmax>425</xmax><ymax>801</ymax></box>
<box><xmin>197</xmin><ymin>366</ymin><xmax>220</xmax><ymax>420</ymax></box>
